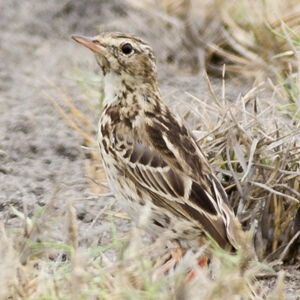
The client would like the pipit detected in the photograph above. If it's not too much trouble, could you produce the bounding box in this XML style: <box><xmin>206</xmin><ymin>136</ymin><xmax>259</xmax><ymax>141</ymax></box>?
<box><xmin>72</xmin><ymin>32</ymin><xmax>240</xmax><ymax>251</ymax></box>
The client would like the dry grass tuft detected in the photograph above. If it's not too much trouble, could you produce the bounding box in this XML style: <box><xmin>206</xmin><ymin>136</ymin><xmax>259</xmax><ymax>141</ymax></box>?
<box><xmin>190</xmin><ymin>73</ymin><xmax>299</xmax><ymax>263</ymax></box>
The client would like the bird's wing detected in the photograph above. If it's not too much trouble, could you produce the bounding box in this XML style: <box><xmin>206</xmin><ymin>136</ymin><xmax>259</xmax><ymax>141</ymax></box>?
<box><xmin>141</xmin><ymin>107</ymin><xmax>216</xmax><ymax>184</ymax></box>
<box><xmin>116</xmin><ymin>138</ymin><xmax>235</xmax><ymax>249</ymax></box>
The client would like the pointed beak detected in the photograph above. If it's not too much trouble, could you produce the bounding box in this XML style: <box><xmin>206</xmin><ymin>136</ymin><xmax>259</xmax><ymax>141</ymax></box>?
<box><xmin>71</xmin><ymin>34</ymin><xmax>107</xmax><ymax>56</ymax></box>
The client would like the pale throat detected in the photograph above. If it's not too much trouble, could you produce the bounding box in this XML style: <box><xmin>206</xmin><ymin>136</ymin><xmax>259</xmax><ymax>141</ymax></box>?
<box><xmin>102</xmin><ymin>71</ymin><xmax>158</xmax><ymax>107</ymax></box>
<box><xmin>102</xmin><ymin>72</ymin><xmax>124</xmax><ymax>107</ymax></box>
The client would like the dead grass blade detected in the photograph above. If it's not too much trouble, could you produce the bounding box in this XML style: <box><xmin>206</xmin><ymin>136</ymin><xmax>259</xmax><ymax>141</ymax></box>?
<box><xmin>43</xmin><ymin>79</ymin><xmax>106</xmax><ymax>194</ymax></box>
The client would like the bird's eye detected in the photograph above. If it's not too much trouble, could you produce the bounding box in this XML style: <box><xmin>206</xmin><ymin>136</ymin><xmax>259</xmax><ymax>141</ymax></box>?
<box><xmin>121</xmin><ymin>43</ymin><xmax>133</xmax><ymax>55</ymax></box>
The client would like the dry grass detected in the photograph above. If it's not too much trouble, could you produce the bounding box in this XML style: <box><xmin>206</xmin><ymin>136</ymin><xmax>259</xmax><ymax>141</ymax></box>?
<box><xmin>0</xmin><ymin>200</ymin><xmax>276</xmax><ymax>299</ymax></box>
<box><xmin>193</xmin><ymin>73</ymin><xmax>299</xmax><ymax>263</ymax></box>
<box><xmin>155</xmin><ymin>0</ymin><xmax>300</xmax><ymax>79</ymax></box>
<box><xmin>43</xmin><ymin>77</ymin><xmax>106</xmax><ymax>195</ymax></box>
<box><xmin>1</xmin><ymin>0</ymin><xmax>299</xmax><ymax>299</ymax></box>
<box><xmin>207</xmin><ymin>0</ymin><xmax>300</xmax><ymax>79</ymax></box>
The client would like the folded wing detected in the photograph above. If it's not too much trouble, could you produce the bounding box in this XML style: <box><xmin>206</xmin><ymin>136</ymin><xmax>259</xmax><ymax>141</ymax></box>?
<box><xmin>118</xmin><ymin>139</ymin><xmax>234</xmax><ymax>249</ymax></box>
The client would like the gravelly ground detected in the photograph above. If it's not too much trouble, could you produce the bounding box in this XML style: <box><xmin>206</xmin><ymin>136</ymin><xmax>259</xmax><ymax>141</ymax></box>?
<box><xmin>0</xmin><ymin>1</ymin><xmax>298</xmax><ymax>298</ymax></box>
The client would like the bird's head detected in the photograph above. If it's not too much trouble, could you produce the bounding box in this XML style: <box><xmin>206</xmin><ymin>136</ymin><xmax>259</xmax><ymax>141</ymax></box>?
<box><xmin>72</xmin><ymin>32</ymin><xmax>157</xmax><ymax>86</ymax></box>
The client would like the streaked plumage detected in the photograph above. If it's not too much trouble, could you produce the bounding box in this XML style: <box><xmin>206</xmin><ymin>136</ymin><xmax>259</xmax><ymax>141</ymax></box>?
<box><xmin>72</xmin><ymin>32</ymin><xmax>240</xmax><ymax>250</ymax></box>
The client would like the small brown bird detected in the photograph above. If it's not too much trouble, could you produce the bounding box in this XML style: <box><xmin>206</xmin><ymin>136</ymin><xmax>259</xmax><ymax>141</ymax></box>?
<box><xmin>72</xmin><ymin>32</ymin><xmax>240</xmax><ymax>250</ymax></box>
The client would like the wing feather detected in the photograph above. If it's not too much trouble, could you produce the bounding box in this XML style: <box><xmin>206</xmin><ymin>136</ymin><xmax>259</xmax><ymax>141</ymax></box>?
<box><xmin>119</xmin><ymin>141</ymin><xmax>234</xmax><ymax>248</ymax></box>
